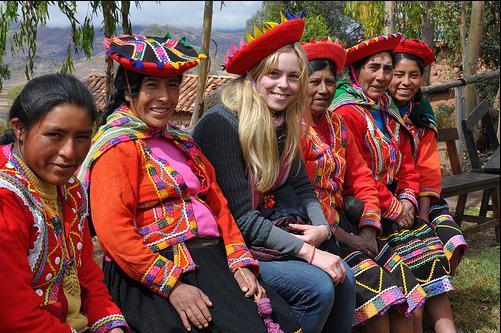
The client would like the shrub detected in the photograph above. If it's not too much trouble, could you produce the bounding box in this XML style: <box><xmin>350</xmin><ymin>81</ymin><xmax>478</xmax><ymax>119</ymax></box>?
<box><xmin>434</xmin><ymin>104</ymin><xmax>456</xmax><ymax>128</ymax></box>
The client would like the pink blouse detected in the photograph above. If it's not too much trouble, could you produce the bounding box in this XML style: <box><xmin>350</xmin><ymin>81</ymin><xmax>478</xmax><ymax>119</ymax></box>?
<box><xmin>147</xmin><ymin>136</ymin><xmax>220</xmax><ymax>238</ymax></box>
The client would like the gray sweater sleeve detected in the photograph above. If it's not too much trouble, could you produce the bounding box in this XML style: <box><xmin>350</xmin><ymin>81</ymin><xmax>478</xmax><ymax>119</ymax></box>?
<box><xmin>192</xmin><ymin>105</ymin><xmax>304</xmax><ymax>256</ymax></box>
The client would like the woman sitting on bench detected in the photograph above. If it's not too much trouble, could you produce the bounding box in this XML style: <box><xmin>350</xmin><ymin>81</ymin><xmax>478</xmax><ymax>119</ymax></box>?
<box><xmin>389</xmin><ymin>38</ymin><xmax>468</xmax><ymax>274</ymax></box>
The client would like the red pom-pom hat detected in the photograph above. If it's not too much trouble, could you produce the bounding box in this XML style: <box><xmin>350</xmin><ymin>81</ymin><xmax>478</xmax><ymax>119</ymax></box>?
<box><xmin>393</xmin><ymin>39</ymin><xmax>435</xmax><ymax>66</ymax></box>
<box><xmin>223</xmin><ymin>11</ymin><xmax>305</xmax><ymax>75</ymax></box>
<box><xmin>345</xmin><ymin>33</ymin><xmax>403</xmax><ymax>67</ymax></box>
<box><xmin>302</xmin><ymin>37</ymin><xmax>346</xmax><ymax>73</ymax></box>
<box><xmin>104</xmin><ymin>34</ymin><xmax>206</xmax><ymax>77</ymax></box>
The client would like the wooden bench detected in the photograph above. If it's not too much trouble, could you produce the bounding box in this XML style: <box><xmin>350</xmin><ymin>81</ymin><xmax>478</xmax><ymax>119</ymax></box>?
<box><xmin>437</xmin><ymin>127</ymin><xmax>500</xmax><ymax>241</ymax></box>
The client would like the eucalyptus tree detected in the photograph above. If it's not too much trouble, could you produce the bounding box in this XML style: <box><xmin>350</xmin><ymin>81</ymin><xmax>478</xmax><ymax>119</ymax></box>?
<box><xmin>0</xmin><ymin>1</ymin><xmax>145</xmax><ymax>92</ymax></box>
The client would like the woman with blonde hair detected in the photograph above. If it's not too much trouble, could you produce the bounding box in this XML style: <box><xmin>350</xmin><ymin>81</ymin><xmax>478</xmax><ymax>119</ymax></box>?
<box><xmin>193</xmin><ymin>12</ymin><xmax>356</xmax><ymax>333</ymax></box>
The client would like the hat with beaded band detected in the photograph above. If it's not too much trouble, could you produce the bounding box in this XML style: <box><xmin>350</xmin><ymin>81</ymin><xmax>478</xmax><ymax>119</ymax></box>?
<box><xmin>223</xmin><ymin>11</ymin><xmax>305</xmax><ymax>75</ymax></box>
<box><xmin>393</xmin><ymin>38</ymin><xmax>435</xmax><ymax>66</ymax></box>
<box><xmin>302</xmin><ymin>37</ymin><xmax>346</xmax><ymax>73</ymax></box>
<box><xmin>104</xmin><ymin>33</ymin><xmax>206</xmax><ymax>77</ymax></box>
<box><xmin>345</xmin><ymin>33</ymin><xmax>403</xmax><ymax>68</ymax></box>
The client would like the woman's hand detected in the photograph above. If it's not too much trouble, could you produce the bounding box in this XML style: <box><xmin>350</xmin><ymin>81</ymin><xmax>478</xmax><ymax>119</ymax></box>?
<box><xmin>396</xmin><ymin>199</ymin><xmax>415</xmax><ymax>228</ymax></box>
<box><xmin>358</xmin><ymin>227</ymin><xmax>379</xmax><ymax>257</ymax></box>
<box><xmin>298</xmin><ymin>244</ymin><xmax>346</xmax><ymax>286</ymax></box>
<box><xmin>233</xmin><ymin>267</ymin><xmax>266</xmax><ymax>300</ymax></box>
<box><xmin>289</xmin><ymin>224</ymin><xmax>329</xmax><ymax>247</ymax></box>
<box><xmin>169</xmin><ymin>281</ymin><xmax>213</xmax><ymax>331</ymax></box>
<box><xmin>418</xmin><ymin>196</ymin><xmax>431</xmax><ymax>222</ymax></box>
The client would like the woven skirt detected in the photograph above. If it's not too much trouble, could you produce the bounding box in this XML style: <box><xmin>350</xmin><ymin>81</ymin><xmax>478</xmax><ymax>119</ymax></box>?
<box><xmin>380</xmin><ymin>217</ymin><xmax>453</xmax><ymax>299</ymax></box>
<box><xmin>428</xmin><ymin>199</ymin><xmax>468</xmax><ymax>263</ymax></box>
<box><xmin>338</xmin><ymin>214</ymin><xmax>426</xmax><ymax>327</ymax></box>
<box><xmin>103</xmin><ymin>242</ymin><xmax>302</xmax><ymax>333</ymax></box>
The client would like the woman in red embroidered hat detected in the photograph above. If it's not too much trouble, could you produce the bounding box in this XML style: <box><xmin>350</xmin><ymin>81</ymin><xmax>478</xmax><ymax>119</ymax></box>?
<box><xmin>389</xmin><ymin>39</ymin><xmax>468</xmax><ymax>276</ymax></box>
<box><xmin>300</xmin><ymin>37</ymin><xmax>429</xmax><ymax>333</ymax></box>
<box><xmin>77</xmin><ymin>34</ymin><xmax>301</xmax><ymax>333</ymax></box>
<box><xmin>330</xmin><ymin>34</ymin><xmax>458</xmax><ymax>333</ymax></box>
<box><xmin>193</xmin><ymin>12</ymin><xmax>356</xmax><ymax>333</ymax></box>
<box><xmin>0</xmin><ymin>73</ymin><xmax>127</xmax><ymax>333</ymax></box>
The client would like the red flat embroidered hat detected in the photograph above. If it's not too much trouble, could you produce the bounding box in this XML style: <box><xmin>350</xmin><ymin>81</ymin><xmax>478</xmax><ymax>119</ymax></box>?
<box><xmin>393</xmin><ymin>39</ymin><xmax>435</xmax><ymax>66</ymax></box>
<box><xmin>104</xmin><ymin>33</ymin><xmax>206</xmax><ymax>77</ymax></box>
<box><xmin>345</xmin><ymin>33</ymin><xmax>403</xmax><ymax>67</ymax></box>
<box><xmin>223</xmin><ymin>11</ymin><xmax>305</xmax><ymax>75</ymax></box>
<box><xmin>302</xmin><ymin>37</ymin><xmax>346</xmax><ymax>73</ymax></box>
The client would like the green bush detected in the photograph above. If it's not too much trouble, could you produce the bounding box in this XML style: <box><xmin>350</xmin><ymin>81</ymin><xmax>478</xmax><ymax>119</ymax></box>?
<box><xmin>0</xmin><ymin>118</ymin><xmax>8</xmax><ymax>137</ymax></box>
<box><xmin>434</xmin><ymin>104</ymin><xmax>456</xmax><ymax>128</ymax></box>
<box><xmin>6</xmin><ymin>84</ymin><xmax>25</xmax><ymax>101</ymax></box>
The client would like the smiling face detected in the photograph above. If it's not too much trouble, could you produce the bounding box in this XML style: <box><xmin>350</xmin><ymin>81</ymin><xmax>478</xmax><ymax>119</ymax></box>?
<box><xmin>12</xmin><ymin>103</ymin><xmax>93</xmax><ymax>186</ymax></box>
<box><xmin>256</xmin><ymin>50</ymin><xmax>302</xmax><ymax>113</ymax></box>
<box><xmin>357</xmin><ymin>51</ymin><xmax>394</xmax><ymax>101</ymax></box>
<box><xmin>307</xmin><ymin>66</ymin><xmax>337</xmax><ymax>117</ymax></box>
<box><xmin>127</xmin><ymin>76</ymin><xmax>181</xmax><ymax>128</ymax></box>
<box><xmin>388</xmin><ymin>58</ymin><xmax>422</xmax><ymax>106</ymax></box>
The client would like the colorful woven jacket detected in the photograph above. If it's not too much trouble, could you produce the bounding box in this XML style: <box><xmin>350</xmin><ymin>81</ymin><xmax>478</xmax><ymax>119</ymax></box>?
<box><xmin>400</xmin><ymin>97</ymin><xmax>441</xmax><ymax>199</ymax></box>
<box><xmin>301</xmin><ymin>110</ymin><xmax>382</xmax><ymax>231</ymax></box>
<box><xmin>77</xmin><ymin>106</ymin><xmax>257</xmax><ymax>298</ymax></box>
<box><xmin>331</xmin><ymin>82</ymin><xmax>419</xmax><ymax>221</ymax></box>
<box><xmin>0</xmin><ymin>144</ymin><xmax>127</xmax><ymax>333</ymax></box>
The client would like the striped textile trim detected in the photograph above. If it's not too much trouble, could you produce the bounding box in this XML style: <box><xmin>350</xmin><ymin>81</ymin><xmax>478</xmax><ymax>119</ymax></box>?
<box><xmin>89</xmin><ymin>314</ymin><xmax>128</xmax><ymax>333</ymax></box>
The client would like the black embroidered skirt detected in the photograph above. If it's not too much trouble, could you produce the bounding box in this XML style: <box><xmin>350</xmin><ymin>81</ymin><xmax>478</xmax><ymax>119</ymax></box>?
<box><xmin>102</xmin><ymin>243</ymin><xmax>302</xmax><ymax>333</ymax></box>
<box><xmin>428</xmin><ymin>199</ymin><xmax>468</xmax><ymax>264</ymax></box>
<box><xmin>338</xmin><ymin>214</ymin><xmax>426</xmax><ymax>327</ymax></box>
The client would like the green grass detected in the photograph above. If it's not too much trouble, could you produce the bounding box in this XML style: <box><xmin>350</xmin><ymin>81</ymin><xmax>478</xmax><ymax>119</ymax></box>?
<box><xmin>450</xmin><ymin>236</ymin><xmax>500</xmax><ymax>333</ymax></box>
<box><xmin>0</xmin><ymin>118</ymin><xmax>7</xmax><ymax>136</ymax></box>
<box><xmin>6</xmin><ymin>84</ymin><xmax>25</xmax><ymax>101</ymax></box>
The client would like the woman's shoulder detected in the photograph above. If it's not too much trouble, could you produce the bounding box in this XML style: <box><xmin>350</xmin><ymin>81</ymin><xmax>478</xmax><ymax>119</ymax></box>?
<box><xmin>193</xmin><ymin>103</ymin><xmax>238</xmax><ymax>136</ymax></box>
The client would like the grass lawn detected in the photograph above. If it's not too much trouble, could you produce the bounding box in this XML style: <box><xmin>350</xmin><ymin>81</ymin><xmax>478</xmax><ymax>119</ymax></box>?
<box><xmin>449</xmin><ymin>230</ymin><xmax>500</xmax><ymax>333</ymax></box>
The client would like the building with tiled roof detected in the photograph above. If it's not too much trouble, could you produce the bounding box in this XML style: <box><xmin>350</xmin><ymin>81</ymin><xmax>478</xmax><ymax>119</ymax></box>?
<box><xmin>85</xmin><ymin>73</ymin><xmax>235</xmax><ymax>127</ymax></box>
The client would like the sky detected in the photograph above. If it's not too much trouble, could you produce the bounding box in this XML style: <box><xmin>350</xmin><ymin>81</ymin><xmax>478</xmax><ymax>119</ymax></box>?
<box><xmin>46</xmin><ymin>1</ymin><xmax>263</xmax><ymax>31</ymax></box>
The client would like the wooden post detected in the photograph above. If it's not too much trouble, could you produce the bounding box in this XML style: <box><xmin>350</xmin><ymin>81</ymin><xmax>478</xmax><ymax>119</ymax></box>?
<box><xmin>455</xmin><ymin>86</ymin><xmax>465</xmax><ymax>170</ymax></box>
<box><xmin>384</xmin><ymin>1</ymin><xmax>395</xmax><ymax>34</ymax></box>
<box><xmin>189</xmin><ymin>1</ymin><xmax>213</xmax><ymax>128</ymax></box>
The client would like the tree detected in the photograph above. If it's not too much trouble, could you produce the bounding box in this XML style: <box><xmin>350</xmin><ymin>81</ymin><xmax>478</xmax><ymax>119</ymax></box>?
<box><xmin>463</xmin><ymin>1</ymin><xmax>485</xmax><ymax>116</ymax></box>
<box><xmin>189</xmin><ymin>1</ymin><xmax>213</xmax><ymax>127</ymax></box>
<box><xmin>246</xmin><ymin>1</ymin><xmax>363</xmax><ymax>46</ymax></box>
<box><xmin>0</xmin><ymin>1</ymin><xmax>146</xmax><ymax>92</ymax></box>
<box><xmin>384</xmin><ymin>1</ymin><xmax>395</xmax><ymax>34</ymax></box>
<box><xmin>421</xmin><ymin>1</ymin><xmax>435</xmax><ymax>86</ymax></box>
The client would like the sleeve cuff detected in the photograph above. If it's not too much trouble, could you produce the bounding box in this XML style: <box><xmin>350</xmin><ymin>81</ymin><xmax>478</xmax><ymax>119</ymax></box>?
<box><xmin>358</xmin><ymin>210</ymin><xmax>382</xmax><ymax>231</ymax></box>
<box><xmin>398</xmin><ymin>188</ymin><xmax>418</xmax><ymax>210</ymax></box>
<box><xmin>225</xmin><ymin>242</ymin><xmax>259</xmax><ymax>273</ymax></box>
<box><xmin>89</xmin><ymin>314</ymin><xmax>129</xmax><ymax>333</ymax></box>
<box><xmin>141</xmin><ymin>255</ymin><xmax>183</xmax><ymax>298</ymax></box>
<box><xmin>382</xmin><ymin>196</ymin><xmax>402</xmax><ymax>221</ymax></box>
<box><xmin>418</xmin><ymin>187</ymin><xmax>440</xmax><ymax>199</ymax></box>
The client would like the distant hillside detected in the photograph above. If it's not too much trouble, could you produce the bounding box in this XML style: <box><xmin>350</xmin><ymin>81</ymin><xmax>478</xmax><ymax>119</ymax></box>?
<box><xmin>3</xmin><ymin>25</ymin><xmax>243</xmax><ymax>85</ymax></box>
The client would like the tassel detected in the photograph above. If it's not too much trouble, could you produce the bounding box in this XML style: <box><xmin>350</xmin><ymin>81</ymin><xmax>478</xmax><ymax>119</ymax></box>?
<box><xmin>257</xmin><ymin>298</ymin><xmax>284</xmax><ymax>333</ymax></box>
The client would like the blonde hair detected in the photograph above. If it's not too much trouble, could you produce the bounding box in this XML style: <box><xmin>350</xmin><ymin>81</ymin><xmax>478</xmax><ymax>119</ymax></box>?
<box><xmin>221</xmin><ymin>42</ymin><xmax>309</xmax><ymax>193</ymax></box>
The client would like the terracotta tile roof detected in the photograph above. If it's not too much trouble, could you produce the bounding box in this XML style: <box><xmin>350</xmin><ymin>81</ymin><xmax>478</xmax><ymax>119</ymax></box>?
<box><xmin>85</xmin><ymin>74</ymin><xmax>108</xmax><ymax>113</ymax></box>
<box><xmin>85</xmin><ymin>73</ymin><xmax>235</xmax><ymax>114</ymax></box>
<box><xmin>176</xmin><ymin>73</ymin><xmax>234</xmax><ymax>113</ymax></box>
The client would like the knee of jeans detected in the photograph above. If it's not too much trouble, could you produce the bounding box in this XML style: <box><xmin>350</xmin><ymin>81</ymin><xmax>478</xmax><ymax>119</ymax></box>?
<box><xmin>308</xmin><ymin>273</ymin><xmax>336</xmax><ymax>306</ymax></box>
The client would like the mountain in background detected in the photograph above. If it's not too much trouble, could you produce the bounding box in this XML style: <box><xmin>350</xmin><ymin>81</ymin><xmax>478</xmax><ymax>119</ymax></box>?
<box><xmin>4</xmin><ymin>24</ymin><xmax>243</xmax><ymax>86</ymax></box>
